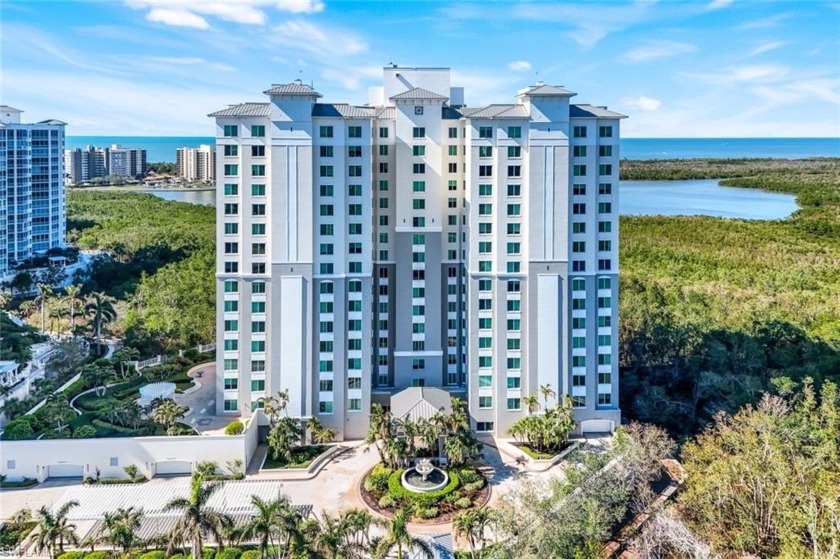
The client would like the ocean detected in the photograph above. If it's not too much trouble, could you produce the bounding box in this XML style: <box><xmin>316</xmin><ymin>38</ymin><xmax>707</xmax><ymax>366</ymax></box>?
<box><xmin>65</xmin><ymin>136</ymin><xmax>840</xmax><ymax>163</ymax></box>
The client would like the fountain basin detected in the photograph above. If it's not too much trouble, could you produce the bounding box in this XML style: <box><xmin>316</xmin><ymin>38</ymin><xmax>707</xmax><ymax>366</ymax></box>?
<box><xmin>401</xmin><ymin>465</ymin><xmax>449</xmax><ymax>493</ymax></box>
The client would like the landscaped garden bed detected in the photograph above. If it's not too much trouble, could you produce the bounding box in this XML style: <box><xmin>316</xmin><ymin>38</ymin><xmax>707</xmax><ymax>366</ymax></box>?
<box><xmin>360</xmin><ymin>463</ymin><xmax>490</xmax><ymax>523</ymax></box>
<box><xmin>0</xmin><ymin>477</ymin><xmax>38</xmax><ymax>489</ymax></box>
<box><xmin>262</xmin><ymin>444</ymin><xmax>328</xmax><ymax>470</ymax></box>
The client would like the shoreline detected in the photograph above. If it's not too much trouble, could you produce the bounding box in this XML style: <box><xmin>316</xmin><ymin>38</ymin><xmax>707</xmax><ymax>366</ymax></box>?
<box><xmin>73</xmin><ymin>186</ymin><xmax>215</xmax><ymax>193</ymax></box>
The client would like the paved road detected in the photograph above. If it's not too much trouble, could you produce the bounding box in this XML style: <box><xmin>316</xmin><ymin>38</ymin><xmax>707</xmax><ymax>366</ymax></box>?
<box><xmin>177</xmin><ymin>362</ymin><xmax>232</xmax><ymax>435</ymax></box>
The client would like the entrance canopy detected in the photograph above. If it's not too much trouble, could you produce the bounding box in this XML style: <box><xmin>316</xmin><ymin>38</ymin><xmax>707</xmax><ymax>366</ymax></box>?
<box><xmin>391</xmin><ymin>387</ymin><xmax>452</xmax><ymax>422</ymax></box>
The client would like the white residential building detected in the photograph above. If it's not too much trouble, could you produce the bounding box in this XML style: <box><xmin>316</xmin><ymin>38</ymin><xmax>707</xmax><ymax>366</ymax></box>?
<box><xmin>0</xmin><ymin>106</ymin><xmax>66</xmax><ymax>277</ymax></box>
<box><xmin>210</xmin><ymin>66</ymin><xmax>623</xmax><ymax>439</ymax></box>
<box><xmin>64</xmin><ymin>145</ymin><xmax>146</xmax><ymax>185</ymax></box>
<box><xmin>177</xmin><ymin>144</ymin><xmax>216</xmax><ymax>182</ymax></box>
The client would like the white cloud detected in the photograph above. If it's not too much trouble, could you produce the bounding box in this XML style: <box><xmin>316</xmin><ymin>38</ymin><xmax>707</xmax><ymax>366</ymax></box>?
<box><xmin>126</xmin><ymin>0</ymin><xmax>325</xmax><ymax>29</ymax></box>
<box><xmin>622</xmin><ymin>41</ymin><xmax>697</xmax><ymax>63</ymax></box>
<box><xmin>706</xmin><ymin>0</ymin><xmax>733</xmax><ymax>10</ymax></box>
<box><xmin>733</xmin><ymin>64</ymin><xmax>789</xmax><ymax>82</ymax></box>
<box><xmin>508</xmin><ymin>60</ymin><xmax>532</xmax><ymax>72</ymax></box>
<box><xmin>622</xmin><ymin>96</ymin><xmax>662</xmax><ymax>112</ymax></box>
<box><xmin>737</xmin><ymin>13</ymin><xmax>792</xmax><ymax>30</ymax></box>
<box><xmin>745</xmin><ymin>40</ymin><xmax>787</xmax><ymax>58</ymax></box>
<box><xmin>269</xmin><ymin>19</ymin><xmax>367</xmax><ymax>58</ymax></box>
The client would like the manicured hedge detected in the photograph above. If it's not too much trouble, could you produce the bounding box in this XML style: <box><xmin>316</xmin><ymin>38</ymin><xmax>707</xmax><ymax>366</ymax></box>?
<box><xmin>387</xmin><ymin>468</ymin><xmax>460</xmax><ymax>508</ymax></box>
<box><xmin>56</xmin><ymin>552</ymin><xmax>86</xmax><ymax>559</ymax></box>
<box><xmin>215</xmin><ymin>547</ymin><xmax>242</xmax><ymax>559</ymax></box>
<box><xmin>224</xmin><ymin>420</ymin><xmax>244</xmax><ymax>435</ymax></box>
<box><xmin>240</xmin><ymin>550</ymin><xmax>261</xmax><ymax>559</ymax></box>
<box><xmin>138</xmin><ymin>552</ymin><xmax>166</xmax><ymax>559</ymax></box>
<box><xmin>84</xmin><ymin>551</ymin><xmax>111</xmax><ymax>559</ymax></box>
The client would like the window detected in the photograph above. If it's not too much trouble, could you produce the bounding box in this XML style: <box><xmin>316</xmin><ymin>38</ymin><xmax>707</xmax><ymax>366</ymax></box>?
<box><xmin>224</xmin><ymin>144</ymin><xmax>238</xmax><ymax>156</ymax></box>
<box><xmin>413</xmin><ymin>163</ymin><xmax>426</xmax><ymax>174</ymax></box>
<box><xmin>224</xmin><ymin>399</ymin><xmax>238</xmax><ymax>411</ymax></box>
<box><xmin>599</xmin><ymin>164</ymin><xmax>613</xmax><ymax>176</ymax></box>
<box><xmin>319</xmin><ymin>184</ymin><xmax>334</xmax><ymax>197</ymax></box>
<box><xmin>350</xmin><ymin>223</ymin><xmax>363</xmax><ymax>234</ymax></box>
<box><xmin>379</xmin><ymin>127</ymin><xmax>389</xmax><ymax>138</ymax></box>
<box><xmin>598</xmin><ymin>393</ymin><xmax>612</xmax><ymax>406</ymax></box>
<box><xmin>573</xmin><ymin>317</ymin><xmax>586</xmax><ymax>329</ymax></box>
<box><xmin>479</xmin><ymin>165</ymin><xmax>493</xmax><ymax>177</ymax></box>
<box><xmin>573</xmin><ymin>222</ymin><xmax>586</xmax><ymax>234</ymax></box>
<box><xmin>252</xmin><ymin>184</ymin><xmax>266</xmax><ymax>196</ymax></box>
<box><xmin>599</xmin><ymin>202</ymin><xmax>612</xmax><ymax>214</ymax></box>
<box><xmin>598</xmin><ymin>354</ymin><xmax>612</xmax><ymax>366</ymax></box>
<box><xmin>599</xmin><ymin>145</ymin><xmax>613</xmax><ymax>157</ymax></box>
<box><xmin>251</xmin><ymin>124</ymin><xmax>265</xmax><ymax>137</ymax></box>
<box><xmin>224</xmin><ymin>378</ymin><xmax>238</xmax><ymax>389</ymax></box>
<box><xmin>412</xmin><ymin>127</ymin><xmax>425</xmax><ymax>138</ymax></box>
<box><xmin>348</xmin><ymin>145</ymin><xmax>362</xmax><ymax>157</ymax></box>
<box><xmin>349</xmin><ymin>204</ymin><xmax>363</xmax><ymax>215</ymax></box>
<box><xmin>223</xmin><ymin>300</ymin><xmax>238</xmax><ymax>312</ymax></box>
<box><xmin>413</xmin><ymin>199</ymin><xmax>426</xmax><ymax>210</ymax></box>
<box><xmin>348</xmin><ymin>399</ymin><xmax>362</xmax><ymax>411</ymax></box>
<box><xmin>319</xmin><ymin>125</ymin><xmax>333</xmax><ymax>138</ymax></box>
<box><xmin>478</xmin><ymin>396</ymin><xmax>493</xmax><ymax>409</ymax></box>
<box><xmin>479</xmin><ymin>126</ymin><xmax>493</xmax><ymax>138</ymax></box>
<box><xmin>573</xmin><ymin>125</ymin><xmax>586</xmax><ymax>138</ymax></box>
<box><xmin>573</xmin><ymin>164</ymin><xmax>586</xmax><ymax>177</ymax></box>
<box><xmin>252</xmin><ymin>321</ymin><xmax>266</xmax><ymax>333</ymax></box>
<box><xmin>448</xmin><ymin>162</ymin><xmax>458</xmax><ymax>173</ymax></box>
<box><xmin>599</xmin><ymin>125</ymin><xmax>613</xmax><ymax>138</ymax></box>
<box><xmin>223</xmin><ymin>125</ymin><xmax>238</xmax><ymax>137</ymax></box>
<box><xmin>598</xmin><ymin>277</ymin><xmax>611</xmax><ymax>290</ymax></box>
<box><xmin>319</xmin><ymin>165</ymin><xmax>333</xmax><ymax>177</ymax></box>
<box><xmin>599</xmin><ymin>240</ymin><xmax>612</xmax><ymax>251</ymax></box>
<box><xmin>572</xmin><ymin>241</ymin><xmax>586</xmax><ymax>253</ymax></box>
<box><xmin>507</xmin><ymin>184</ymin><xmax>521</xmax><ymax>197</ymax></box>
<box><xmin>224</xmin><ymin>319</ymin><xmax>238</xmax><ymax>332</ymax></box>
<box><xmin>224</xmin><ymin>262</ymin><xmax>238</xmax><ymax>273</ymax></box>
<box><xmin>479</xmin><ymin>204</ymin><xmax>492</xmax><ymax>215</ymax></box>
<box><xmin>599</xmin><ymin>221</ymin><xmax>613</xmax><ymax>233</ymax></box>
<box><xmin>507</xmin><ymin>398</ymin><xmax>521</xmax><ymax>410</ymax></box>
<box><xmin>598</xmin><ymin>296</ymin><xmax>612</xmax><ymax>308</ymax></box>
<box><xmin>224</xmin><ymin>164</ymin><xmax>238</xmax><ymax>176</ymax></box>
<box><xmin>412</xmin><ymin>145</ymin><xmax>426</xmax><ymax>156</ymax></box>
<box><xmin>573</xmin><ymin>298</ymin><xmax>586</xmax><ymax>310</ymax></box>
<box><xmin>573</xmin><ymin>203</ymin><xmax>586</xmax><ymax>215</ymax></box>
<box><xmin>573</xmin><ymin>184</ymin><xmax>586</xmax><ymax>196</ymax></box>
<box><xmin>507</xmin><ymin>204</ymin><xmax>521</xmax><ymax>216</ymax></box>
<box><xmin>348</xmin><ymin>126</ymin><xmax>362</xmax><ymax>138</ymax></box>
<box><xmin>507</xmin><ymin>146</ymin><xmax>521</xmax><ymax>158</ymax></box>
<box><xmin>251</xmin><ymin>165</ymin><xmax>265</xmax><ymax>177</ymax></box>
<box><xmin>252</xmin><ymin>204</ymin><xmax>266</xmax><ymax>216</ymax></box>
<box><xmin>448</xmin><ymin>145</ymin><xmax>458</xmax><ymax>156</ymax></box>
<box><xmin>573</xmin><ymin>355</ymin><xmax>586</xmax><ymax>367</ymax></box>
<box><xmin>379</xmin><ymin>145</ymin><xmax>389</xmax><ymax>156</ymax></box>
<box><xmin>320</xmin><ymin>204</ymin><xmax>334</xmax><ymax>217</ymax></box>
<box><xmin>448</xmin><ymin>197</ymin><xmax>457</xmax><ymax>208</ymax></box>
<box><xmin>507</xmin><ymin>223</ymin><xmax>520</xmax><ymax>235</ymax></box>
<box><xmin>599</xmin><ymin>183</ymin><xmax>612</xmax><ymax>195</ymax></box>
<box><xmin>223</xmin><ymin>183</ymin><xmax>238</xmax><ymax>196</ymax></box>
<box><xmin>349</xmin><ymin>165</ymin><xmax>363</xmax><ymax>177</ymax></box>
<box><xmin>449</xmin><ymin>127</ymin><xmax>458</xmax><ymax>138</ymax></box>
<box><xmin>224</xmin><ymin>280</ymin><xmax>238</xmax><ymax>293</ymax></box>
<box><xmin>479</xmin><ymin>146</ymin><xmax>492</xmax><ymax>158</ymax></box>
<box><xmin>573</xmin><ymin>145</ymin><xmax>587</xmax><ymax>157</ymax></box>
<box><xmin>507</xmin><ymin>165</ymin><xmax>521</xmax><ymax>177</ymax></box>
<box><xmin>224</xmin><ymin>242</ymin><xmax>239</xmax><ymax>254</ymax></box>
<box><xmin>224</xmin><ymin>340</ymin><xmax>238</xmax><ymax>351</ymax></box>
<box><xmin>319</xmin><ymin>401</ymin><xmax>333</xmax><ymax>414</ymax></box>
<box><xmin>507</xmin><ymin>126</ymin><xmax>521</xmax><ymax>138</ymax></box>
<box><xmin>320</xmin><ymin>145</ymin><xmax>334</xmax><ymax>157</ymax></box>
<box><xmin>251</xmin><ymin>379</ymin><xmax>265</xmax><ymax>391</ymax></box>
<box><xmin>252</xmin><ymin>145</ymin><xmax>265</xmax><ymax>157</ymax></box>
<box><xmin>252</xmin><ymin>301</ymin><xmax>266</xmax><ymax>313</ymax></box>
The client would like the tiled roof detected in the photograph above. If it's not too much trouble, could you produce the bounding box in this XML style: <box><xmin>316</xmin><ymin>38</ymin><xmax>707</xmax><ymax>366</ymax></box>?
<box><xmin>312</xmin><ymin>103</ymin><xmax>376</xmax><ymax>118</ymax></box>
<box><xmin>263</xmin><ymin>82</ymin><xmax>322</xmax><ymax>97</ymax></box>
<box><xmin>521</xmin><ymin>84</ymin><xmax>576</xmax><ymax>97</ymax></box>
<box><xmin>208</xmin><ymin>102</ymin><xmax>270</xmax><ymax>117</ymax></box>
<box><xmin>390</xmin><ymin>87</ymin><xmax>448</xmax><ymax>101</ymax></box>
<box><xmin>376</xmin><ymin>106</ymin><xmax>396</xmax><ymax>119</ymax></box>
<box><xmin>391</xmin><ymin>387</ymin><xmax>452</xmax><ymax>422</ymax></box>
<box><xmin>37</xmin><ymin>119</ymin><xmax>67</xmax><ymax>126</ymax></box>
<box><xmin>460</xmin><ymin>104</ymin><xmax>530</xmax><ymax>119</ymax></box>
<box><xmin>570</xmin><ymin>104</ymin><xmax>628</xmax><ymax>119</ymax></box>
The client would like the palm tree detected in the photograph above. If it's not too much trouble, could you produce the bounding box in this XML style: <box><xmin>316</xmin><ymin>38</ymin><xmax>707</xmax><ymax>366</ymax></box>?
<box><xmin>522</xmin><ymin>395</ymin><xmax>540</xmax><ymax>415</ymax></box>
<box><xmin>374</xmin><ymin>509</ymin><xmax>433</xmax><ymax>559</ymax></box>
<box><xmin>48</xmin><ymin>304</ymin><xmax>68</xmax><ymax>336</ymax></box>
<box><xmin>268</xmin><ymin>417</ymin><xmax>303</xmax><ymax>464</ymax></box>
<box><xmin>453</xmin><ymin>508</ymin><xmax>494</xmax><ymax>559</ymax></box>
<box><xmin>241</xmin><ymin>494</ymin><xmax>302</xmax><ymax>559</ymax></box>
<box><xmin>44</xmin><ymin>393</ymin><xmax>73</xmax><ymax>434</ymax></box>
<box><xmin>85</xmin><ymin>292</ymin><xmax>117</xmax><ymax>352</ymax></box>
<box><xmin>98</xmin><ymin>506</ymin><xmax>144</xmax><ymax>554</ymax></box>
<box><xmin>35</xmin><ymin>283</ymin><xmax>54</xmax><ymax>333</ymax></box>
<box><xmin>18</xmin><ymin>299</ymin><xmax>36</xmax><ymax>319</ymax></box>
<box><xmin>34</xmin><ymin>501</ymin><xmax>79</xmax><ymax>559</ymax></box>
<box><xmin>308</xmin><ymin>513</ymin><xmax>366</xmax><ymax>559</ymax></box>
<box><xmin>152</xmin><ymin>398</ymin><xmax>188</xmax><ymax>435</ymax></box>
<box><xmin>539</xmin><ymin>384</ymin><xmax>556</xmax><ymax>406</ymax></box>
<box><xmin>365</xmin><ymin>403</ymin><xmax>394</xmax><ymax>463</ymax></box>
<box><xmin>64</xmin><ymin>283</ymin><xmax>84</xmax><ymax>333</ymax></box>
<box><xmin>306</xmin><ymin>417</ymin><xmax>336</xmax><ymax>446</ymax></box>
<box><xmin>164</xmin><ymin>476</ymin><xmax>232</xmax><ymax>559</ymax></box>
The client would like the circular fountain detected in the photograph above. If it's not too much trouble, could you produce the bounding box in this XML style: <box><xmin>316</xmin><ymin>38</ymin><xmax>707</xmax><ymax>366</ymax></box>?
<box><xmin>138</xmin><ymin>382</ymin><xmax>176</xmax><ymax>406</ymax></box>
<box><xmin>401</xmin><ymin>458</ymin><xmax>449</xmax><ymax>493</ymax></box>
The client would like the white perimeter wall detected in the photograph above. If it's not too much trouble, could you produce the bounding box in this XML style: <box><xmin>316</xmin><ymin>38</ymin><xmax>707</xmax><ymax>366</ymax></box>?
<box><xmin>1</xmin><ymin>415</ymin><xmax>261</xmax><ymax>482</ymax></box>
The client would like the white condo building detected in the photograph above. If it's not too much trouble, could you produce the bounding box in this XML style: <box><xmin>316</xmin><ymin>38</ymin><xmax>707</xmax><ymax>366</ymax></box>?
<box><xmin>177</xmin><ymin>145</ymin><xmax>216</xmax><ymax>182</ymax></box>
<box><xmin>0</xmin><ymin>106</ymin><xmax>66</xmax><ymax>277</ymax></box>
<box><xmin>211</xmin><ymin>66</ymin><xmax>623</xmax><ymax>439</ymax></box>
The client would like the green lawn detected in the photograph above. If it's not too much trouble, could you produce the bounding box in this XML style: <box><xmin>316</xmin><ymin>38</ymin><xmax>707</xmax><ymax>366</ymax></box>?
<box><xmin>514</xmin><ymin>444</ymin><xmax>556</xmax><ymax>460</ymax></box>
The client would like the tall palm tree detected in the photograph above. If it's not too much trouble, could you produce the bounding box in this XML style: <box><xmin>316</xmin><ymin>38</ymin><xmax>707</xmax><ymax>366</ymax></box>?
<box><xmin>522</xmin><ymin>395</ymin><xmax>540</xmax><ymax>415</ymax></box>
<box><xmin>44</xmin><ymin>393</ymin><xmax>73</xmax><ymax>434</ymax></box>
<box><xmin>0</xmin><ymin>291</ymin><xmax>10</xmax><ymax>361</ymax></box>
<box><xmin>152</xmin><ymin>399</ymin><xmax>188</xmax><ymax>435</ymax></box>
<box><xmin>373</xmin><ymin>509</ymin><xmax>433</xmax><ymax>559</ymax></box>
<box><xmin>308</xmin><ymin>513</ymin><xmax>366</xmax><ymax>559</ymax></box>
<box><xmin>164</xmin><ymin>476</ymin><xmax>232</xmax><ymax>559</ymax></box>
<box><xmin>34</xmin><ymin>501</ymin><xmax>80</xmax><ymax>559</ymax></box>
<box><xmin>453</xmin><ymin>509</ymin><xmax>494</xmax><ymax>559</ymax></box>
<box><xmin>306</xmin><ymin>417</ymin><xmax>335</xmax><ymax>446</ymax></box>
<box><xmin>539</xmin><ymin>384</ymin><xmax>556</xmax><ymax>406</ymax></box>
<box><xmin>64</xmin><ymin>283</ymin><xmax>84</xmax><ymax>333</ymax></box>
<box><xmin>35</xmin><ymin>283</ymin><xmax>54</xmax><ymax>333</ymax></box>
<box><xmin>85</xmin><ymin>292</ymin><xmax>117</xmax><ymax>352</ymax></box>
<box><xmin>98</xmin><ymin>506</ymin><xmax>144</xmax><ymax>554</ymax></box>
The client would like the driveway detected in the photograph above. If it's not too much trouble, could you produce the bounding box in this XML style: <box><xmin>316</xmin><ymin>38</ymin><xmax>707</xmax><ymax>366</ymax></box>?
<box><xmin>176</xmin><ymin>362</ymin><xmax>233</xmax><ymax>434</ymax></box>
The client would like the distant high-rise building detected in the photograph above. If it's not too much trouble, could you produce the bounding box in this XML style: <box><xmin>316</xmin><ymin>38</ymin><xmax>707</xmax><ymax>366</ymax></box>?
<box><xmin>210</xmin><ymin>67</ymin><xmax>624</xmax><ymax>439</ymax></box>
<box><xmin>0</xmin><ymin>106</ymin><xmax>66</xmax><ymax>276</ymax></box>
<box><xmin>63</xmin><ymin>144</ymin><xmax>146</xmax><ymax>185</ymax></box>
<box><xmin>176</xmin><ymin>145</ymin><xmax>216</xmax><ymax>182</ymax></box>
<box><xmin>106</xmin><ymin>145</ymin><xmax>146</xmax><ymax>178</ymax></box>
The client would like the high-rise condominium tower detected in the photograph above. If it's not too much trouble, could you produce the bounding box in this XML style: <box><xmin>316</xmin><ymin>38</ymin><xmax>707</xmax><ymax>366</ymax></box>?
<box><xmin>0</xmin><ymin>106</ymin><xmax>66</xmax><ymax>277</ymax></box>
<box><xmin>211</xmin><ymin>66</ymin><xmax>623</xmax><ymax>439</ymax></box>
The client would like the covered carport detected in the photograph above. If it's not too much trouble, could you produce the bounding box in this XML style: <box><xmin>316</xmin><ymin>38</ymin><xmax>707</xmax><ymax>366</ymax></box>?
<box><xmin>153</xmin><ymin>460</ymin><xmax>193</xmax><ymax>477</ymax></box>
<box><xmin>46</xmin><ymin>463</ymin><xmax>85</xmax><ymax>480</ymax></box>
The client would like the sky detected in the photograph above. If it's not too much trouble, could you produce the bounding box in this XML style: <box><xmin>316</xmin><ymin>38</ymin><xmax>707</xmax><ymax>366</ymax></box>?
<box><xmin>1</xmin><ymin>0</ymin><xmax>839</xmax><ymax>137</ymax></box>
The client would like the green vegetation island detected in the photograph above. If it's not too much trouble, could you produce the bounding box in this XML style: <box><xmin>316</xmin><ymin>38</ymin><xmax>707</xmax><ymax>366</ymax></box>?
<box><xmin>1</xmin><ymin>157</ymin><xmax>837</xmax><ymax>558</ymax></box>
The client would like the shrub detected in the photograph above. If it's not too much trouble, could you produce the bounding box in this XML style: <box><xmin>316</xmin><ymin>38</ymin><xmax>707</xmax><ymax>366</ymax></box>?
<box><xmin>455</xmin><ymin>497</ymin><xmax>472</xmax><ymax>509</ymax></box>
<box><xmin>417</xmin><ymin>506</ymin><xmax>439</xmax><ymax>519</ymax></box>
<box><xmin>169</xmin><ymin>554</ymin><xmax>187</xmax><ymax>559</ymax></box>
<box><xmin>457</xmin><ymin>468</ymin><xmax>481</xmax><ymax>485</ymax></box>
<box><xmin>57</xmin><ymin>552</ymin><xmax>86</xmax><ymax>559</ymax></box>
<box><xmin>138</xmin><ymin>552</ymin><xmax>166</xmax><ymax>559</ymax></box>
<box><xmin>240</xmin><ymin>550</ymin><xmax>261</xmax><ymax>559</ymax></box>
<box><xmin>378</xmin><ymin>494</ymin><xmax>396</xmax><ymax>509</ymax></box>
<box><xmin>85</xmin><ymin>551</ymin><xmax>112</xmax><ymax>559</ymax></box>
<box><xmin>224</xmin><ymin>420</ymin><xmax>244</xmax><ymax>436</ymax></box>
<box><xmin>202</xmin><ymin>548</ymin><xmax>216</xmax><ymax>559</ymax></box>
<box><xmin>2</xmin><ymin>418</ymin><xmax>34</xmax><ymax>440</ymax></box>
<box><xmin>72</xmin><ymin>425</ymin><xmax>97</xmax><ymax>438</ymax></box>
<box><xmin>462</xmin><ymin>480</ymin><xmax>485</xmax><ymax>497</ymax></box>
<box><xmin>365</xmin><ymin>463</ymin><xmax>393</xmax><ymax>494</ymax></box>
<box><xmin>387</xmin><ymin>469</ymin><xmax>460</xmax><ymax>508</ymax></box>
<box><xmin>215</xmin><ymin>548</ymin><xmax>242</xmax><ymax>559</ymax></box>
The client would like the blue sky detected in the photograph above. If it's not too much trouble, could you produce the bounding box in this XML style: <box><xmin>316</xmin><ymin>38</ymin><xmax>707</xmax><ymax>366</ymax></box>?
<box><xmin>2</xmin><ymin>0</ymin><xmax>838</xmax><ymax>137</ymax></box>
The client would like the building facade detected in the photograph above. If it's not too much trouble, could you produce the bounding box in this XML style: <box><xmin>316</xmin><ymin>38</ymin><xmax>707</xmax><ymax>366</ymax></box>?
<box><xmin>176</xmin><ymin>144</ymin><xmax>216</xmax><ymax>182</ymax></box>
<box><xmin>211</xmin><ymin>67</ymin><xmax>623</xmax><ymax>439</ymax></box>
<box><xmin>0</xmin><ymin>106</ymin><xmax>66</xmax><ymax>277</ymax></box>
<box><xmin>64</xmin><ymin>144</ymin><xmax>146</xmax><ymax>185</ymax></box>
